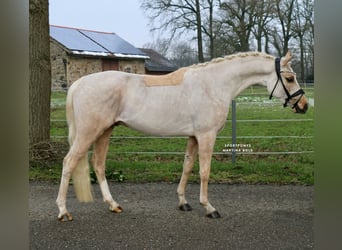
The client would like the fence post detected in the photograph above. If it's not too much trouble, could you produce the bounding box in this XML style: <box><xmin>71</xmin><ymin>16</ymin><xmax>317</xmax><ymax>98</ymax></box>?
<box><xmin>231</xmin><ymin>100</ymin><xmax>236</xmax><ymax>165</ymax></box>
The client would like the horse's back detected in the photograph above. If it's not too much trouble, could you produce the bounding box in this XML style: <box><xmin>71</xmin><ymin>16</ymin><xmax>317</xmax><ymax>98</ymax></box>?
<box><xmin>71</xmin><ymin>70</ymin><xmax>137</xmax><ymax>90</ymax></box>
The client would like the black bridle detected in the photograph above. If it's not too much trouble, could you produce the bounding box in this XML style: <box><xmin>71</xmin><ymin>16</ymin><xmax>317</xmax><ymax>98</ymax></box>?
<box><xmin>269</xmin><ymin>57</ymin><xmax>305</xmax><ymax>108</ymax></box>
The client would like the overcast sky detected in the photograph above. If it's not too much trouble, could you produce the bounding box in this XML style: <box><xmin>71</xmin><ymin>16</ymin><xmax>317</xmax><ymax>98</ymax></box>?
<box><xmin>49</xmin><ymin>0</ymin><xmax>153</xmax><ymax>47</ymax></box>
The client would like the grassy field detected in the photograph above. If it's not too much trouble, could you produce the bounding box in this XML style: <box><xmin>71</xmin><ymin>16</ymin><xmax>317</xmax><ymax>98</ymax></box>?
<box><xmin>30</xmin><ymin>86</ymin><xmax>314</xmax><ymax>185</ymax></box>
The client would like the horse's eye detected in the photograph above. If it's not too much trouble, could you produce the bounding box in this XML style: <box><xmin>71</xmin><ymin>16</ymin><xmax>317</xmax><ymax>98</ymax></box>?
<box><xmin>286</xmin><ymin>77</ymin><xmax>294</xmax><ymax>83</ymax></box>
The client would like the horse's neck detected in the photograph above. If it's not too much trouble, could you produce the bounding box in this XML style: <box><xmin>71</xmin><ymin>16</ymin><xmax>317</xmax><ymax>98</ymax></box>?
<box><xmin>217</xmin><ymin>56</ymin><xmax>274</xmax><ymax>99</ymax></box>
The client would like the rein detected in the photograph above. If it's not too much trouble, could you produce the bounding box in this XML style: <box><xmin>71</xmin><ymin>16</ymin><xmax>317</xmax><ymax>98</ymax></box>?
<box><xmin>269</xmin><ymin>57</ymin><xmax>305</xmax><ymax>108</ymax></box>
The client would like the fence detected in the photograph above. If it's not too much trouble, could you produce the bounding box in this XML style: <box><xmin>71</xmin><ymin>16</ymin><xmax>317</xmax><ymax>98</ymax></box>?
<box><xmin>51</xmin><ymin>87</ymin><xmax>314</xmax><ymax>164</ymax></box>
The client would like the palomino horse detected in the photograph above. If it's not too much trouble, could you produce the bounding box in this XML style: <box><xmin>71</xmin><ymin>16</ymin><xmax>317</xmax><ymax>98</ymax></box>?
<box><xmin>57</xmin><ymin>51</ymin><xmax>308</xmax><ymax>221</ymax></box>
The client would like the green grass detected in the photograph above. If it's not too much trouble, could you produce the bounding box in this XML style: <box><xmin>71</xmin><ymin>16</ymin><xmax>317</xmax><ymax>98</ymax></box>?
<box><xmin>30</xmin><ymin>87</ymin><xmax>314</xmax><ymax>184</ymax></box>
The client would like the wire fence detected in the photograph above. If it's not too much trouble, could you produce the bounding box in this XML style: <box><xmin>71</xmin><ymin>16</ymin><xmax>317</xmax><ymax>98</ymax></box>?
<box><xmin>50</xmin><ymin>98</ymin><xmax>314</xmax><ymax>162</ymax></box>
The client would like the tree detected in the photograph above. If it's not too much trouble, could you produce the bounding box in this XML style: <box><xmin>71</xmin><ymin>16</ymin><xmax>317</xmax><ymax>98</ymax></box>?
<box><xmin>140</xmin><ymin>0</ymin><xmax>314</xmax><ymax>81</ymax></box>
<box><xmin>219</xmin><ymin>0</ymin><xmax>257</xmax><ymax>52</ymax></box>
<box><xmin>200</xmin><ymin>0</ymin><xmax>220</xmax><ymax>59</ymax></box>
<box><xmin>292</xmin><ymin>0</ymin><xmax>314</xmax><ymax>83</ymax></box>
<box><xmin>251</xmin><ymin>1</ymin><xmax>275</xmax><ymax>52</ymax></box>
<box><xmin>303</xmin><ymin>0</ymin><xmax>314</xmax><ymax>82</ymax></box>
<box><xmin>271</xmin><ymin>0</ymin><xmax>296</xmax><ymax>56</ymax></box>
<box><xmin>169</xmin><ymin>41</ymin><xmax>199</xmax><ymax>67</ymax></box>
<box><xmin>144</xmin><ymin>39</ymin><xmax>198</xmax><ymax>67</ymax></box>
<box><xmin>143</xmin><ymin>38</ymin><xmax>171</xmax><ymax>56</ymax></box>
<box><xmin>141</xmin><ymin>0</ymin><xmax>210</xmax><ymax>62</ymax></box>
<box><xmin>195</xmin><ymin>0</ymin><xmax>204</xmax><ymax>62</ymax></box>
<box><xmin>29</xmin><ymin>0</ymin><xmax>51</xmax><ymax>146</ymax></box>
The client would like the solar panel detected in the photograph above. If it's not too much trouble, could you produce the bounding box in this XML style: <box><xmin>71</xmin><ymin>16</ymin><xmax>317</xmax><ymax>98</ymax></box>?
<box><xmin>80</xmin><ymin>30</ymin><xmax>145</xmax><ymax>55</ymax></box>
<box><xmin>50</xmin><ymin>26</ymin><xmax>147</xmax><ymax>57</ymax></box>
<box><xmin>50</xmin><ymin>26</ymin><xmax>106</xmax><ymax>52</ymax></box>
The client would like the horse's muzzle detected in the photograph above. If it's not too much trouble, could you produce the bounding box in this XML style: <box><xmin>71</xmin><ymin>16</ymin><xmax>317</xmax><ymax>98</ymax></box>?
<box><xmin>292</xmin><ymin>96</ymin><xmax>308</xmax><ymax>114</ymax></box>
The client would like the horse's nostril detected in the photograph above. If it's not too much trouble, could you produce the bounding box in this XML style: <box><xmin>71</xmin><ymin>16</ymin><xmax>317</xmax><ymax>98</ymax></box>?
<box><xmin>297</xmin><ymin>103</ymin><xmax>308</xmax><ymax>114</ymax></box>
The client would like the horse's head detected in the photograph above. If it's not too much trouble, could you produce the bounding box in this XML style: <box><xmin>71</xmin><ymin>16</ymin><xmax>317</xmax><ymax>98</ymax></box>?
<box><xmin>269</xmin><ymin>51</ymin><xmax>308</xmax><ymax>114</ymax></box>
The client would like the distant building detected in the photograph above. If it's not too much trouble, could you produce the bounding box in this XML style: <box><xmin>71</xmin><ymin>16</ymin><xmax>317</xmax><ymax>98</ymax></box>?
<box><xmin>139</xmin><ymin>48</ymin><xmax>178</xmax><ymax>75</ymax></box>
<box><xmin>50</xmin><ymin>25</ymin><xmax>149</xmax><ymax>89</ymax></box>
<box><xmin>50</xmin><ymin>25</ymin><xmax>178</xmax><ymax>89</ymax></box>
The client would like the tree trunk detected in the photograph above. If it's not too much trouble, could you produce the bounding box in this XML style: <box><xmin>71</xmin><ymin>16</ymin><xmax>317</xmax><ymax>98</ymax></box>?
<box><xmin>264</xmin><ymin>31</ymin><xmax>270</xmax><ymax>54</ymax></box>
<box><xmin>29</xmin><ymin>0</ymin><xmax>51</xmax><ymax>146</ymax></box>
<box><xmin>195</xmin><ymin>0</ymin><xmax>204</xmax><ymax>62</ymax></box>
<box><xmin>299</xmin><ymin>34</ymin><xmax>305</xmax><ymax>83</ymax></box>
<box><xmin>256</xmin><ymin>34</ymin><xmax>262</xmax><ymax>52</ymax></box>
<box><xmin>208</xmin><ymin>0</ymin><xmax>214</xmax><ymax>59</ymax></box>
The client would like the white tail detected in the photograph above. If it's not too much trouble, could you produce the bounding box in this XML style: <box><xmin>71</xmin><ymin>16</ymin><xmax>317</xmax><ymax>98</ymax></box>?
<box><xmin>71</xmin><ymin>154</ymin><xmax>93</xmax><ymax>202</ymax></box>
<box><xmin>66</xmin><ymin>86</ymin><xmax>93</xmax><ymax>202</ymax></box>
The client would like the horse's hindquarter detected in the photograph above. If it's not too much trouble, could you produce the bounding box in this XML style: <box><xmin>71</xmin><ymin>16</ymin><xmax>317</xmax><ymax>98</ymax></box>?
<box><xmin>70</xmin><ymin>72</ymin><xmax>129</xmax><ymax>132</ymax></box>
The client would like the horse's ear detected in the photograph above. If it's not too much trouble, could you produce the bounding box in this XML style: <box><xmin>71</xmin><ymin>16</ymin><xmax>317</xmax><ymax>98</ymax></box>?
<box><xmin>282</xmin><ymin>51</ymin><xmax>292</xmax><ymax>66</ymax></box>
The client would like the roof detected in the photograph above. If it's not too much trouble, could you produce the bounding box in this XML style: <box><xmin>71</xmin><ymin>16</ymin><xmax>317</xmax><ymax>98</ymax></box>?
<box><xmin>50</xmin><ymin>25</ymin><xmax>149</xmax><ymax>59</ymax></box>
<box><xmin>139</xmin><ymin>48</ymin><xmax>178</xmax><ymax>72</ymax></box>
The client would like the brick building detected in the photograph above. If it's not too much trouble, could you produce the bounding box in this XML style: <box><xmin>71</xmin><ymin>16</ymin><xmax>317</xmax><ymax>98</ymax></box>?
<box><xmin>50</xmin><ymin>25</ymin><xmax>150</xmax><ymax>89</ymax></box>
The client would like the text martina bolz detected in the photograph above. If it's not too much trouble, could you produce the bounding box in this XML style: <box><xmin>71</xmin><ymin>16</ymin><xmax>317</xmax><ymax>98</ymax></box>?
<box><xmin>222</xmin><ymin>143</ymin><xmax>253</xmax><ymax>153</ymax></box>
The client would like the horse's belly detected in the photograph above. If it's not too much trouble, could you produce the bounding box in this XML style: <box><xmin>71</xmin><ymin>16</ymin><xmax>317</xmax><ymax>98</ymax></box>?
<box><xmin>125</xmin><ymin>123</ymin><xmax>193</xmax><ymax>136</ymax></box>
<box><xmin>119</xmin><ymin>108</ymin><xmax>194</xmax><ymax>136</ymax></box>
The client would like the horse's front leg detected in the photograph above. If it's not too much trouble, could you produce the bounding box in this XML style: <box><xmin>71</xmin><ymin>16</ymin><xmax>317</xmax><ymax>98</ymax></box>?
<box><xmin>177</xmin><ymin>136</ymin><xmax>198</xmax><ymax>211</ymax></box>
<box><xmin>197</xmin><ymin>133</ymin><xmax>221</xmax><ymax>218</ymax></box>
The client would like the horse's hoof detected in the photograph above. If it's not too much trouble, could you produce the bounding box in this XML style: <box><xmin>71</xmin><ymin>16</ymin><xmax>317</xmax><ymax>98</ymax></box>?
<box><xmin>58</xmin><ymin>212</ymin><xmax>73</xmax><ymax>222</ymax></box>
<box><xmin>110</xmin><ymin>205</ymin><xmax>123</xmax><ymax>213</ymax></box>
<box><xmin>206</xmin><ymin>210</ymin><xmax>221</xmax><ymax>219</ymax></box>
<box><xmin>179</xmin><ymin>203</ymin><xmax>192</xmax><ymax>211</ymax></box>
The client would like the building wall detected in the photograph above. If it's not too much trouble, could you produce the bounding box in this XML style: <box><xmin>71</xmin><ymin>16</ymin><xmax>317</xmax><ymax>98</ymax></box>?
<box><xmin>50</xmin><ymin>39</ymin><xmax>68</xmax><ymax>89</ymax></box>
<box><xmin>67</xmin><ymin>57</ymin><xmax>102</xmax><ymax>85</ymax></box>
<box><xmin>118</xmin><ymin>60</ymin><xmax>145</xmax><ymax>74</ymax></box>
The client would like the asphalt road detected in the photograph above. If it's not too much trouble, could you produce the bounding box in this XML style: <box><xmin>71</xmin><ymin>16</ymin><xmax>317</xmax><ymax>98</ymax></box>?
<box><xmin>29</xmin><ymin>182</ymin><xmax>313</xmax><ymax>249</ymax></box>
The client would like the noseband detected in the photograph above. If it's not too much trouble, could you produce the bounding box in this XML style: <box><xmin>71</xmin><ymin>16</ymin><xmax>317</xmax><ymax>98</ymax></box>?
<box><xmin>269</xmin><ymin>58</ymin><xmax>305</xmax><ymax>108</ymax></box>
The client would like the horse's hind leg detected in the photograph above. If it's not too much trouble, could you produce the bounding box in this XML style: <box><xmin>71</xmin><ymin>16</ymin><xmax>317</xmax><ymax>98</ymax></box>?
<box><xmin>177</xmin><ymin>136</ymin><xmax>198</xmax><ymax>211</ymax></box>
<box><xmin>56</xmin><ymin>141</ymin><xmax>91</xmax><ymax>221</ymax></box>
<box><xmin>92</xmin><ymin>127</ymin><xmax>123</xmax><ymax>213</ymax></box>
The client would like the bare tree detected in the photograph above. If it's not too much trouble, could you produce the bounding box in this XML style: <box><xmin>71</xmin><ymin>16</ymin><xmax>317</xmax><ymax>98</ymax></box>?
<box><xmin>141</xmin><ymin>0</ymin><xmax>314</xmax><ymax>81</ymax></box>
<box><xmin>271</xmin><ymin>0</ymin><xmax>296</xmax><ymax>56</ymax></box>
<box><xmin>304</xmin><ymin>0</ymin><xmax>314</xmax><ymax>82</ymax></box>
<box><xmin>29</xmin><ymin>0</ymin><xmax>51</xmax><ymax>146</ymax></box>
<box><xmin>219</xmin><ymin>0</ymin><xmax>257</xmax><ymax>52</ymax></box>
<box><xmin>195</xmin><ymin>0</ymin><xmax>204</xmax><ymax>61</ymax></box>
<box><xmin>292</xmin><ymin>0</ymin><xmax>314</xmax><ymax>83</ymax></box>
<box><xmin>169</xmin><ymin>41</ymin><xmax>198</xmax><ymax>67</ymax></box>
<box><xmin>251</xmin><ymin>1</ymin><xmax>275</xmax><ymax>52</ymax></box>
<box><xmin>201</xmin><ymin>0</ymin><xmax>220</xmax><ymax>59</ymax></box>
<box><xmin>141</xmin><ymin>0</ymin><xmax>212</xmax><ymax>62</ymax></box>
<box><xmin>143</xmin><ymin>38</ymin><xmax>171</xmax><ymax>56</ymax></box>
